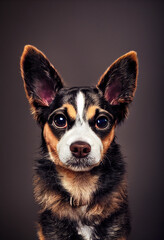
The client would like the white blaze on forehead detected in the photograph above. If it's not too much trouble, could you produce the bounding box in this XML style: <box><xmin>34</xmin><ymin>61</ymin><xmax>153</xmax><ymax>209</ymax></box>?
<box><xmin>76</xmin><ymin>91</ymin><xmax>85</xmax><ymax>122</ymax></box>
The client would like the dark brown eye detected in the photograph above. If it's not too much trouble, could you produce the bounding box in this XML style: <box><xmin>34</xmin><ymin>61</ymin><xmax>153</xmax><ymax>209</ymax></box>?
<box><xmin>53</xmin><ymin>114</ymin><xmax>67</xmax><ymax>128</ymax></box>
<box><xmin>96</xmin><ymin>116</ymin><xmax>109</xmax><ymax>129</ymax></box>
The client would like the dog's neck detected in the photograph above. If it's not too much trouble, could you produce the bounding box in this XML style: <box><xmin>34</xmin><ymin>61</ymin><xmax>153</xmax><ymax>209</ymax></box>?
<box><xmin>55</xmin><ymin>165</ymin><xmax>99</xmax><ymax>207</ymax></box>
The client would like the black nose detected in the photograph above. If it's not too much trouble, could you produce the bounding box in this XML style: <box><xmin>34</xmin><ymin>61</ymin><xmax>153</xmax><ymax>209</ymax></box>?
<box><xmin>70</xmin><ymin>141</ymin><xmax>91</xmax><ymax>158</ymax></box>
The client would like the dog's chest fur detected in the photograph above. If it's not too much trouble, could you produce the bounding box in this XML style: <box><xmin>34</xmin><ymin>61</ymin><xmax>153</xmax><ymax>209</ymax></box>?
<box><xmin>56</xmin><ymin>166</ymin><xmax>99</xmax><ymax>207</ymax></box>
<box><xmin>77</xmin><ymin>222</ymin><xmax>93</xmax><ymax>240</ymax></box>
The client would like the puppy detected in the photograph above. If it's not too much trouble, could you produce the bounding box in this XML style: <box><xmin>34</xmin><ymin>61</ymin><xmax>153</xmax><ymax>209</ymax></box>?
<box><xmin>20</xmin><ymin>45</ymin><xmax>138</xmax><ymax>240</ymax></box>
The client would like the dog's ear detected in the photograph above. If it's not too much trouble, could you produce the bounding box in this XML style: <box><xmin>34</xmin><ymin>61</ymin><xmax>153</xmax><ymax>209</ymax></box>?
<box><xmin>20</xmin><ymin>45</ymin><xmax>64</xmax><ymax>123</ymax></box>
<box><xmin>97</xmin><ymin>51</ymin><xmax>138</xmax><ymax>121</ymax></box>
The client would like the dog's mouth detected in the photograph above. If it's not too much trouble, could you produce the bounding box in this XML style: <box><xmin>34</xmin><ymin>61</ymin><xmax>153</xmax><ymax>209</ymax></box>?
<box><xmin>65</xmin><ymin>156</ymin><xmax>99</xmax><ymax>171</ymax></box>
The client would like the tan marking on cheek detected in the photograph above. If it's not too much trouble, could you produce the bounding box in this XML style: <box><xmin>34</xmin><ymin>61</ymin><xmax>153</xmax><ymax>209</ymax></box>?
<box><xmin>86</xmin><ymin>105</ymin><xmax>98</xmax><ymax>120</ymax></box>
<box><xmin>102</xmin><ymin>126</ymin><xmax>115</xmax><ymax>156</ymax></box>
<box><xmin>56</xmin><ymin>166</ymin><xmax>99</xmax><ymax>206</ymax></box>
<box><xmin>63</xmin><ymin>103</ymin><xmax>76</xmax><ymax>119</ymax></box>
<box><xmin>43</xmin><ymin>123</ymin><xmax>65</xmax><ymax>166</ymax></box>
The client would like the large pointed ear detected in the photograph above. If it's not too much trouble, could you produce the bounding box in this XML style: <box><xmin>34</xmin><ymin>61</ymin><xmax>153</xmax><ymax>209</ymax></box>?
<box><xmin>97</xmin><ymin>51</ymin><xmax>138</xmax><ymax>121</ymax></box>
<box><xmin>20</xmin><ymin>45</ymin><xmax>64</xmax><ymax>123</ymax></box>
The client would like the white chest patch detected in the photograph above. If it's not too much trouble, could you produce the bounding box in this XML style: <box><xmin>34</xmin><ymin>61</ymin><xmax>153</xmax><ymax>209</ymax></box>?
<box><xmin>77</xmin><ymin>222</ymin><xmax>93</xmax><ymax>240</ymax></box>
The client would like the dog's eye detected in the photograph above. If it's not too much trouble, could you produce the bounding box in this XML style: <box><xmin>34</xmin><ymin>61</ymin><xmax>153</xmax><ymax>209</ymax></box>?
<box><xmin>96</xmin><ymin>116</ymin><xmax>109</xmax><ymax>129</ymax></box>
<box><xmin>53</xmin><ymin>114</ymin><xmax>67</xmax><ymax>128</ymax></box>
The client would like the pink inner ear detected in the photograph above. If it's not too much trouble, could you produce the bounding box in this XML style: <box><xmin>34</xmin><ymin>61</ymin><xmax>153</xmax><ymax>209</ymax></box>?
<box><xmin>39</xmin><ymin>89</ymin><xmax>55</xmax><ymax>106</ymax></box>
<box><xmin>105</xmin><ymin>80</ymin><xmax>122</xmax><ymax>105</ymax></box>
<box><xmin>35</xmin><ymin>80</ymin><xmax>55</xmax><ymax>106</ymax></box>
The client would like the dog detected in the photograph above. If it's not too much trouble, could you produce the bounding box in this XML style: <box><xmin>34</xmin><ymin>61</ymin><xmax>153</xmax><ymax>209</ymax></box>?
<box><xmin>20</xmin><ymin>45</ymin><xmax>138</xmax><ymax>240</ymax></box>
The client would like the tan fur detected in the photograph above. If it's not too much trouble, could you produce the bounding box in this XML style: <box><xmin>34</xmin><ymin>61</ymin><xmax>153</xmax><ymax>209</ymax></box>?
<box><xmin>86</xmin><ymin>105</ymin><xmax>98</xmax><ymax>120</ymax></box>
<box><xmin>62</xmin><ymin>103</ymin><xmax>76</xmax><ymax>119</ymax></box>
<box><xmin>37</xmin><ymin>224</ymin><xmax>45</xmax><ymax>240</ymax></box>
<box><xmin>43</xmin><ymin>123</ymin><xmax>66</xmax><ymax>167</ymax></box>
<box><xmin>102</xmin><ymin>126</ymin><xmax>115</xmax><ymax>156</ymax></box>
<box><xmin>34</xmin><ymin>174</ymin><xmax>86</xmax><ymax>222</ymax></box>
<box><xmin>50</xmin><ymin>200</ymin><xmax>83</xmax><ymax>221</ymax></box>
<box><xmin>34</xmin><ymin>172</ymin><xmax>127</xmax><ymax>224</ymax></box>
<box><xmin>56</xmin><ymin>165</ymin><xmax>99</xmax><ymax>206</ymax></box>
<box><xmin>34</xmin><ymin>175</ymin><xmax>62</xmax><ymax>210</ymax></box>
<box><xmin>86</xmin><ymin>179</ymin><xmax>127</xmax><ymax>223</ymax></box>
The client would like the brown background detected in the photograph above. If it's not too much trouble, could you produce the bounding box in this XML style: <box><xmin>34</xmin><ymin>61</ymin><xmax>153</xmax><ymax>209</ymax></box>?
<box><xmin>0</xmin><ymin>0</ymin><xmax>164</xmax><ymax>239</ymax></box>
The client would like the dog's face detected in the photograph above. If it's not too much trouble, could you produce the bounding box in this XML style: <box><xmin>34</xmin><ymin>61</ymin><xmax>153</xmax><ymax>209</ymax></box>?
<box><xmin>20</xmin><ymin>46</ymin><xmax>138</xmax><ymax>171</ymax></box>
<box><xmin>43</xmin><ymin>87</ymin><xmax>115</xmax><ymax>171</ymax></box>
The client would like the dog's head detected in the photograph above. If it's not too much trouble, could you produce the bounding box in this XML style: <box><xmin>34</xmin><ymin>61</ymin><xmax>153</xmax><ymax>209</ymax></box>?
<box><xmin>20</xmin><ymin>45</ymin><xmax>138</xmax><ymax>171</ymax></box>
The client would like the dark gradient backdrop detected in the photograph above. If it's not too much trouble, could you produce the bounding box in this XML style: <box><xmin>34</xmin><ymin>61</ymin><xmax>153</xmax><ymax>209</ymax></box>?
<box><xmin>0</xmin><ymin>1</ymin><xmax>164</xmax><ymax>239</ymax></box>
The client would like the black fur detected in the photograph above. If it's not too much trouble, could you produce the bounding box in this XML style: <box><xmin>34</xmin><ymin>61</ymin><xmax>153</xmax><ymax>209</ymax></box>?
<box><xmin>40</xmin><ymin>210</ymin><xmax>84</xmax><ymax>240</ymax></box>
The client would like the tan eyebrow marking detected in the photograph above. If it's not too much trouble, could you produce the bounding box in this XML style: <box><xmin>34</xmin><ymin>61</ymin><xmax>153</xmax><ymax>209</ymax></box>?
<box><xmin>86</xmin><ymin>106</ymin><xmax>99</xmax><ymax>120</ymax></box>
<box><xmin>86</xmin><ymin>105</ymin><xmax>114</xmax><ymax>120</ymax></box>
<box><xmin>48</xmin><ymin>104</ymin><xmax>76</xmax><ymax>120</ymax></box>
<box><xmin>63</xmin><ymin>103</ymin><xmax>76</xmax><ymax>120</ymax></box>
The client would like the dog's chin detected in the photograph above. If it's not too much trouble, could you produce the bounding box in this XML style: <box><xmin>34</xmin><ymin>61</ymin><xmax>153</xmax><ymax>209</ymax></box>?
<box><xmin>64</xmin><ymin>156</ymin><xmax>100</xmax><ymax>172</ymax></box>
